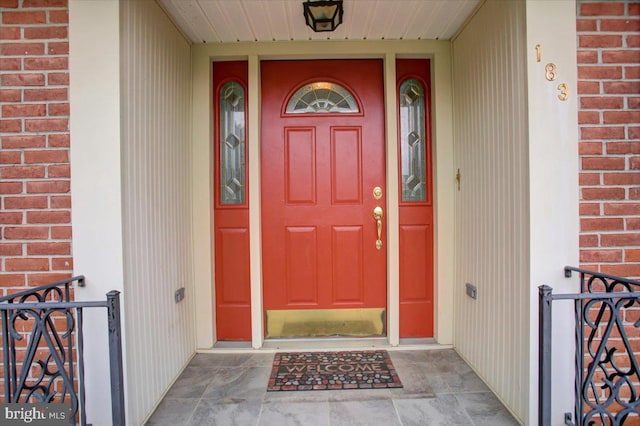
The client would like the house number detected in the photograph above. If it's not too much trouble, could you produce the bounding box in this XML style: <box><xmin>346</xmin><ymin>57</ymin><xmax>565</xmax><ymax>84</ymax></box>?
<box><xmin>540</xmin><ymin>57</ymin><xmax>567</xmax><ymax>100</ymax></box>
<box><xmin>557</xmin><ymin>83</ymin><xmax>569</xmax><ymax>101</ymax></box>
<box><xmin>545</xmin><ymin>63</ymin><xmax>557</xmax><ymax>81</ymax></box>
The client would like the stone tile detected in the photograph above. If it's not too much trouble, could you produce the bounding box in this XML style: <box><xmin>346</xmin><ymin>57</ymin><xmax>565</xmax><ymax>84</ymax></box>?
<box><xmin>392</xmin><ymin>363</ymin><xmax>439</xmax><ymax>397</ymax></box>
<box><xmin>264</xmin><ymin>388</ymin><xmax>392</xmax><ymax>404</ymax></box>
<box><xmin>423</xmin><ymin>349</ymin><xmax>464</xmax><ymax>363</ymax></box>
<box><xmin>444</xmin><ymin>369</ymin><xmax>491</xmax><ymax>393</ymax></box>
<box><xmin>145</xmin><ymin>398</ymin><xmax>198</xmax><ymax>426</ymax></box>
<box><xmin>187</xmin><ymin>400</ymin><xmax>261</xmax><ymax>426</ymax></box>
<box><xmin>388</xmin><ymin>350</ymin><xmax>431</xmax><ymax>366</ymax></box>
<box><xmin>189</xmin><ymin>353</ymin><xmax>274</xmax><ymax>368</ymax></box>
<box><xmin>264</xmin><ymin>389</ymin><xmax>330</xmax><ymax>404</ymax></box>
<box><xmin>189</xmin><ymin>353</ymin><xmax>221</xmax><ymax>367</ymax></box>
<box><xmin>165</xmin><ymin>368</ymin><xmax>216</xmax><ymax>399</ymax></box>
<box><xmin>390</xmin><ymin>350</ymin><xmax>472</xmax><ymax>376</ymax></box>
<box><xmin>326</xmin><ymin>388</ymin><xmax>392</xmax><ymax>402</ymax></box>
<box><xmin>422</xmin><ymin>351</ymin><xmax>473</xmax><ymax>375</ymax></box>
<box><xmin>201</xmin><ymin>367</ymin><xmax>271</xmax><ymax>403</ymax></box>
<box><xmin>258</xmin><ymin>401</ymin><xmax>330</xmax><ymax>426</ymax></box>
<box><xmin>455</xmin><ymin>392</ymin><xmax>519</xmax><ymax>425</ymax></box>
<box><xmin>329</xmin><ymin>399</ymin><xmax>401</xmax><ymax>426</ymax></box>
<box><xmin>213</xmin><ymin>353</ymin><xmax>275</xmax><ymax>368</ymax></box>
<box><xmin>146</xmin><ymin>350</ymin><xmax>520</xmax><ymax>425</ymax></box>
<box><xmin>393</xmin><ymin>395</ymin><xmax>474</xmax><ymax>426</ymax></box>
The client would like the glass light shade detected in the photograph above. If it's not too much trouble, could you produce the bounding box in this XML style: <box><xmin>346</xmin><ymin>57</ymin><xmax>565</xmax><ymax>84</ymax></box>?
<box><xmin>303</xmin><ymin>0</ymin><xmax>343</xmax><ymax>32</ymax></box>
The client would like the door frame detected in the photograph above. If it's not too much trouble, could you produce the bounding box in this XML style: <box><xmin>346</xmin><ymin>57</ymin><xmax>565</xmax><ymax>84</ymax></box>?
<box><xmin>191</xmin><ymin>41</ymin><xmax>455</xmax><ymax>350</ymax></box>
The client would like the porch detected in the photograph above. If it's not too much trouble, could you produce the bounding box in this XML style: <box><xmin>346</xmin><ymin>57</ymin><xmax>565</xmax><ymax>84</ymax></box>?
<box><xmin>67</xmin><ymin>0</ymin><xmax>581</xmax><ymax>424</ymax></box>
<box><xmin>146</xmin><ymin>349</ymin><xmax>519</xmax><ymax>425</ymax></box>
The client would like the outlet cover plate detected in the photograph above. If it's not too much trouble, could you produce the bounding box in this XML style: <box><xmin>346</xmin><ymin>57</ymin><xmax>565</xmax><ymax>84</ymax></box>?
<box><xmin>465</xmin><ymin>283</ymin><xmax>477</xmax><ymax>300</ymax></box>
<box><xmin>175</xmin><ymin>287</ymin><xmax>185</xmax><ymax>303</ymax></box>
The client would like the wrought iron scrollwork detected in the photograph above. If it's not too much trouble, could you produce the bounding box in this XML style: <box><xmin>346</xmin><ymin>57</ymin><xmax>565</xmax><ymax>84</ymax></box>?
<box><xmin>583</xmin><ymin>297</ymin><xmax>640</xmax><ymax>424</ymax></box>
<box><xmin>0</xmin><ymin>276</ymin><xmax>124</xmax><ymax>426</ymax></box>
<box><xmin>1</xmin><ymin>277</ymin><xmax>79</xmax><ymax>420</ymax></box>
<box><xmin>8</xmin><ymin>307</ymin><xmax>77</xmax><ymax>405</ymax></box>
<box><xmin>566</xmin><ymin>267</ymin><xmax>640</xmax><ymax>426</ymax></box>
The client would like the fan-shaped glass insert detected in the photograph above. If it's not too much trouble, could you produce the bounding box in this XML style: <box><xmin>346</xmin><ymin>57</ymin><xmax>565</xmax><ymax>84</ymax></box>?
<box><xmin>399</xmin><ymin>79</ymin><xmax>426</xmax><ymax>202</ymax></box>
<box><xmin>286</xmin><ymin>82</ymin><xmax>359</xmax><ymax>114</ymax></box>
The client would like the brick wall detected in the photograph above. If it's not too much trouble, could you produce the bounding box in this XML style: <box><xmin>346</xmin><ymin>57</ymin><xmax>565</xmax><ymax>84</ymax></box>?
<box><xmin>577</xmin><ymin>0</ymin><xmax>640</xmax><ymax>279</ymax></box>
<box><xmin>577</xmin><ymin>1</ymin><xmax>640</xmax><ymax>415</ymax></box>
<box><xmin>0</xmin><ymin>0</ymin><xmax>72</xmax><ymax>295</ymax></box>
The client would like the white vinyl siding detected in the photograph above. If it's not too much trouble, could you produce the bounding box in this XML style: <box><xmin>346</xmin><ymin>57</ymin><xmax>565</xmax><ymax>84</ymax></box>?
<box><xmin>452</xmin><ymin>0</ymin><xmax>529</xmax><ymax>422</ymax></box>
<box><xmin>120</xmin><ymin>1</ymin><xmax>194</xmax><ymax>424</ymax></box>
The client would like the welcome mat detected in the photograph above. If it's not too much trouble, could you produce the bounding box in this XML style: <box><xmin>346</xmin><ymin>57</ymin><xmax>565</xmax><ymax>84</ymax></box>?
<box><xmin>267</xmin><ymin>350</ymin><xmax>403</xmax><ymax>391</ymax></box>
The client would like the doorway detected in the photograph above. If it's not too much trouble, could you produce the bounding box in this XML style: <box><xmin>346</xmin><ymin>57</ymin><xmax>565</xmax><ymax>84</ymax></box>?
<box><xmin>260</xmin><ymin>60</ymin><xmax>387</xmax><ymax>338</ymax></box>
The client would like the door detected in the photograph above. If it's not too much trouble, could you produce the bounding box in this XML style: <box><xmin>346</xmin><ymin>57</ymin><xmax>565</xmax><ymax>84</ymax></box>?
<box><xmin>261</xmin><ymin>60</ymin><xmax>386</xmax><ymax>338</ymax></box>
<box><xmin>397</xmin><ymin>59</ymin><xmax>434</xmax><ymax>337</ymax></box>
<box><xmin>213</xmin><ymin>61</ymin><xmax>251</xmax><ymax>340</ymax></box>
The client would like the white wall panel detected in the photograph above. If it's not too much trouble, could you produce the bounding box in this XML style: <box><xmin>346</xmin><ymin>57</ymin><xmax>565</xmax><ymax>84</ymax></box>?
<box><xmin>120</xmin><ymin>1</ymin><xmax>194</xmax><ymax>424</ymax></box>
<box><xmin>452</xmin><ymin>0</ymin><xmax>529</xmax><ymax>422</ymax></box>
<box><xmin>69</xmin><ymin>2</ymin><xmax>123</xmax><ymax>424</ymax></box>
<box><xmin>525</xmin><ymin>1</ymin><xmax>579</xmax><ymax>424</ymax></box>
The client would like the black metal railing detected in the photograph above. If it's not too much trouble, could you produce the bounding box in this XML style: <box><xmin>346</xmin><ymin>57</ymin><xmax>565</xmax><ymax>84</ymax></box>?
<box><xmin>0</xmin><ymin>276</ymin><xmax>125</xmax><ymax>425</ymax></box>
<box><xmin>539</xmin><ymin>266</ymin><xmax>640</xmax><ymax>426</ymax></box>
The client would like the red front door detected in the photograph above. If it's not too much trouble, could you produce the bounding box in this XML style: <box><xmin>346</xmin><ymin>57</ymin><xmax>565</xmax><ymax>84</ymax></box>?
<box><xmin>261</xmin><ymin>60</ymin><xmax>387</xmax><ymax>321</ymax></box>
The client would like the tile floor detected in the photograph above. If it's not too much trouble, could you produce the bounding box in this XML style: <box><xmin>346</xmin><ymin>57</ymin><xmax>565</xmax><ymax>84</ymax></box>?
<box><xmin>146</xmin><ymin>349</ymin><xmax>520</xmax><ymax>425</ymax></box>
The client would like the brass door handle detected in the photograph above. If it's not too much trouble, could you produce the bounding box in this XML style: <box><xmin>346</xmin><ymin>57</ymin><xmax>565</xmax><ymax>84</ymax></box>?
<box><xmin>373</xmin><ymin>206</ymin><xmax>383</xmax><ymax>250</ymax></box>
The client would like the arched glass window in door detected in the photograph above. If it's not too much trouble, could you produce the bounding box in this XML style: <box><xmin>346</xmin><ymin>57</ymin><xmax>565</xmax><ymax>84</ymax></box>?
<box><xmin>286</xmin><ymin>82</ymin><xmax>359</xmax><ymax>113</ymax></box>
<box><xmin>399</xmin><ymin>79</ymin><xmax>426</xmax><ymax>202</ymax></box>
<box><xmin>220</xmin><ymin>81</ymin><xmax>246</xmax><ymax>205</ymax></box>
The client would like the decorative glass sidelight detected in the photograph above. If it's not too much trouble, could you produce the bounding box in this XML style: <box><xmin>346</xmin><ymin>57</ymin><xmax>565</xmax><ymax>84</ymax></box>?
<box><xmin>286</xmin><ymin>82</ymin><xmax>359</xmax><ymax>114</ymax></box>
<box><xmin>399</xmin><ymin>79</ymin><xmax>427</xmax><ymax>202</ymax></box>
<box><xmin>220</xmin><ymin>81</ymin><xmax>246</xmax><ymax>205</ymax></box>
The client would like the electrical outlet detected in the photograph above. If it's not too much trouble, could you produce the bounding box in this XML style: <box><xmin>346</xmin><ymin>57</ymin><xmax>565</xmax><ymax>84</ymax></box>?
<box><xmin>174</xmin><ymin>287</ymin><xmax>185</xmax><ymax>303</ymax></box>
<box><xmin>465</xmin><ymin>283</ymin><xmax>477</xmax><ymax>300</ymax></box>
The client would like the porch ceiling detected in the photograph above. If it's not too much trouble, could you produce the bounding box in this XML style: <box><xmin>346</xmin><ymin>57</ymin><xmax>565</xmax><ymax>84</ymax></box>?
<box><xmin>157</xmin><ymin>0</ymin><xmax>481</xmax><ymax>44</ymax></box>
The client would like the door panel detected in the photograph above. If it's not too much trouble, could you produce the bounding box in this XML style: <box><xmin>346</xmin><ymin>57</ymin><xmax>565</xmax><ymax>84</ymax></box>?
<box><xmin>331</xmin><ymin>226</ymin><xmax>364</xmax><ymax>303</ymax></box>
<box><xmin>261</xmin><ymin>60</ymin><xmax>386</xmax><ymax>327</ymax></box>
<box><xmin>213</xmin><ymin>61</ymin><xmax>251</xmax><ymax>340</ymax></box>
<box><xmin>218</xmin><ymin>228</ymin><xmax>250</xmax><ymax>304</ymax></box>
<box><xmin>397</xmin><ymin>59</ymin><xmax>434</xmax><ymax>338</ymax></box>
<box><xmin>285</xmin><ymin>226</ymin><xmax>318</xmax><ymax>304</ymax></box>
<box><xmin>285</xmin><ymin>128</ymin><xmax>317</xmax><ymax>204</ymax></box>
<box><xmin>331</xmin><ymin>127</ymin><xmax>362</xmax><ymax>204</ymax></box>
<box><xmin>399</xmin><ymin>224</ymin><xmax>432</xmax><ymax>300</ymax></box>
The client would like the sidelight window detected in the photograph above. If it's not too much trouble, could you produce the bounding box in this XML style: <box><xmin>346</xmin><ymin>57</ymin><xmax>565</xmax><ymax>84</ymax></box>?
<box><xmin>399</xmin><ymin>79</ymin><xmax>427</xmax><ymax>202</ymax></box>
<box><xmin>219</xmin><ymin>81</ymin><xmax>246</xmax><ymax>205</ymax></box>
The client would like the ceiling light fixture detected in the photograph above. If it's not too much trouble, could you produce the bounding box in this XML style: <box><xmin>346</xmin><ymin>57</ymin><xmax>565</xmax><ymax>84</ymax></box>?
<box><xmin>303</xmin><ymin>0</ymin><xmax>344</xmax><ymax>32</ymax></box>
